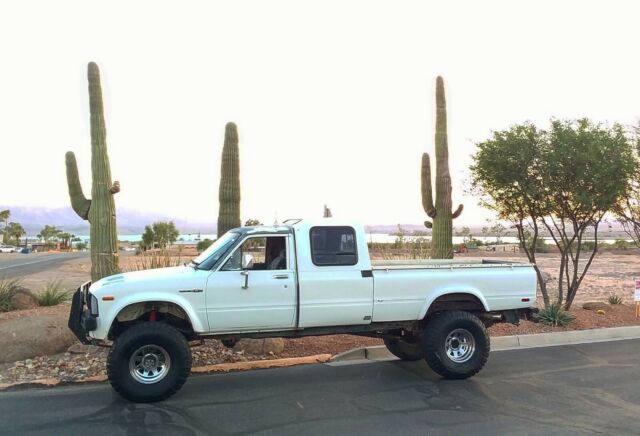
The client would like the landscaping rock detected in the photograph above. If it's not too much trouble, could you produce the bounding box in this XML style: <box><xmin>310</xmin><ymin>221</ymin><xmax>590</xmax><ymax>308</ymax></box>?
<box><xmin>0</xmin><ymin>306</ymin><xmax>77</xmax><ymax>363</ymax></box>
<box><xmin>582</xmin><ymin>302</ymin><xmax>609</xmax><ymax>311</ymax></box>
<box><xmin>10</xmin><ymin>289</ymin><xmax>39</xmax><ymax>310</ymax></box>
<box><xmin>233</xmin><ymin>338</ymin><xmax>285</xmax><ymax>356</ymax></box>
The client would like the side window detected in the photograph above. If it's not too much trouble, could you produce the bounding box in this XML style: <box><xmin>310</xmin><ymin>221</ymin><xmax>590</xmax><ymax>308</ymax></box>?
<box><xmin>222</xmin><ymin>236</ymin><xmax>287</xmax><ymax>271</ymax></box>
<box><xmin>310</xmin><ymin>226</ymin><xmax>358</xmax><ymax>266</ymax></box>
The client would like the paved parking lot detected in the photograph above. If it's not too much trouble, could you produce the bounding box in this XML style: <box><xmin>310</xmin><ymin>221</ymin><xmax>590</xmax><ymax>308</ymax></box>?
<box><xmin>1</xmin><ymin>338</ymin><xmax>639</xmax><ymax>435</ymax></box>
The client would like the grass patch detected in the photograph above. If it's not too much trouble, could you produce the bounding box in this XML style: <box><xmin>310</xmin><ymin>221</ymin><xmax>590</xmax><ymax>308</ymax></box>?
<box><xmin>538</xmin><ymin>303</ymin><xmax>575</xmax><ymax>327</ymax></box>
<box><xmin>0</xmin><ymin>278</ymin><xmax>22</xmax><ymax>312</ymax></box>
<box><xmin>129</xmin><ymin>250</ymin><xmax>183</xmax><ymax>271</ymax></box>
<box><xmin>37</xmin><ymin>279</ymin><xmax>71</xmax><ymax>306</ymax></box>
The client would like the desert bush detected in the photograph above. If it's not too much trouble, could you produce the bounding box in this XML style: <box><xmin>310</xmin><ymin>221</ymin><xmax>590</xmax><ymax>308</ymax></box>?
<box><xmin>37</xmin><ymin>279</ymin><xmax>71</xmax><ymax>306</ymax></box>
<box><xmin>538</xmin><ymin>303</ymin><xmax>575</xmax><ymax>326</ymax></box>
<box><xmin>197</xmin><ymin>238</ymin><xmax>214</xmax><ymax>253</ymax></box>
<box><xmin>128</xmin><ymin>250</ymin><xmax>183</xmax><ymax>271</ymax></box>
<box><xmin>0</xmin><ymin>278</ymin><xmax>21</xmax><ymax>312</ymax></box>
<box><xmin>612</xmin><ymin>239</ymin><xmax>631</xmax><ymax>250</ymax></box>
<box><xmin>607</xmin><ymin>294</ymin><xmax>623</xmax><ymax>305</ymax></box>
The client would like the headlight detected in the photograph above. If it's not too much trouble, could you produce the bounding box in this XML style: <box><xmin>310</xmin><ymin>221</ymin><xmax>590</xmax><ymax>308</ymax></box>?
<box><xmin>89</xmin><ymin>294</ymin><xmax>99</xmax><ymax>316</ymax></box>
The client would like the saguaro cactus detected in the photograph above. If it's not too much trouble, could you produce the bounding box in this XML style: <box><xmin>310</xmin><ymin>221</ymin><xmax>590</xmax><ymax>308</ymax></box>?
<box><xmin>65</xmin><ymin>62</ymin><xmax>120</xmax><ymax>281</ymax></box>
<box><xmin>421</xmin><ymin>76</ymin><xmax>463</xmax><ymax>259</ymax></box>
<box><xmin>217</xmin><ymin>122</ymin><xmax>241</xmax><ymax>237</ymax></box>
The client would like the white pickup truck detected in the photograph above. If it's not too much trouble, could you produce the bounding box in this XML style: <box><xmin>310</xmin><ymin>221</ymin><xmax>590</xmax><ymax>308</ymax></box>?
<box><xmin>69</xmin><ymin>219</ymin><xmax>537</xmax><ymax>402</ymax></box>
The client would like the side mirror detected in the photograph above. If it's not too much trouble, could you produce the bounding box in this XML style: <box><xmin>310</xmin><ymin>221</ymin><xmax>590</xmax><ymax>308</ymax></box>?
<box><xmin>242</xmin><ymin>254</ymin><xmax>254</xmax><ymax>270</ymax></box>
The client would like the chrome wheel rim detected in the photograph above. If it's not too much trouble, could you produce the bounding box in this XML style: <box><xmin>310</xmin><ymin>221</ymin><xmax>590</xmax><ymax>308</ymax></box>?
<box><xmin>129</xmin><ymin>344</ymin><xmax>171</xmax><ymax>384</ymax></box>
<box><xmin>445</xmin><ymin>329</ymin><xmax>475</xmax><ymax>363</ymax></box>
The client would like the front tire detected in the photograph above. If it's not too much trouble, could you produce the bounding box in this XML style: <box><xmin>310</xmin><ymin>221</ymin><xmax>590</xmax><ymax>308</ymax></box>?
<box><xmin>383</xmin><ymin>337</ymin><xmax>424</xmax><ymax>361</ymax></box>
<box><xmin>107</xmin><ymin>322</ymin><xmax>192</xmax><ymax>403</ymax></box>
<box><xmin>422</xmin><ymin>311</ymin><xmax>489</xmax><ymax>379</ymax></box>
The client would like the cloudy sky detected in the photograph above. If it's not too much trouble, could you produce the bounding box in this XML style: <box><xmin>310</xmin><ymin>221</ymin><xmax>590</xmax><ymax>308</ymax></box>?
<box><xmin>2</xmin><ymin>0</ymin><xmax>639</xmax><ymax>226</ymax></box>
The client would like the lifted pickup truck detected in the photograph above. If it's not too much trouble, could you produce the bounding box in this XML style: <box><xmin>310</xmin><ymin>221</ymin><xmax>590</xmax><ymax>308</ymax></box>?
<box><xmin>69</xmin><ymin>219</ymin><xmax>537</xmax><ymax>402</ymax></box>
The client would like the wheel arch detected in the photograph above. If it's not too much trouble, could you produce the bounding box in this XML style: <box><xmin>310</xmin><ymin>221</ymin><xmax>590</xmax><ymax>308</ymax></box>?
<box><xmin>106</xmin><ymin>298</ymin><xmax>203</xmax><ymax>339</ymax></box>
<box><xmin>419</xmin><ymin>290</ymin><xmax>489</xmax><ymax>320</ymax></box>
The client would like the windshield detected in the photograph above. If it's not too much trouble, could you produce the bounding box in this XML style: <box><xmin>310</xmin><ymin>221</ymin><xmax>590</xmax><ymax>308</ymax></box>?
<box><xmin>192</xmin><ymin>232</ymin><xmax>241</xmax><ymax>267</ymax></box>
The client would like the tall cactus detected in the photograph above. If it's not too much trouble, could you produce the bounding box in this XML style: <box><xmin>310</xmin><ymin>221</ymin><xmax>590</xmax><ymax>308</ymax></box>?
<box><xmin>217</xmin><ymin>122</ymin><xmax>241</xmax><ymax>237</ymax></box>
<box><xmin>421</xmin><ymin>76</ymin><xmax>463</xmax><ymax>259</ymax></box>
<box><xmin>65</xmin><ymin>62</ymin><xmax>120</xmax><ymax>281</ymax></box>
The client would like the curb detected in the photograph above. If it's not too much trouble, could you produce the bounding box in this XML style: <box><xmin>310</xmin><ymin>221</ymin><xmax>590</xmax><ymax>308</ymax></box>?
<box><xmin>0</xmin><ymin>354</ymin><xmax>333</xmax><ymax>391</ymax></box>
<box><xmin>331</xmin><ymin>326</ymin><xmax>640</xmax><ymax>363</ymax></box>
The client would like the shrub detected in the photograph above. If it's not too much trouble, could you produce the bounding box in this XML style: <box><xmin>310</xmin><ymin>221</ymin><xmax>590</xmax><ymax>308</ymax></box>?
<box><xmin>75</xmin><ymin>242</ymin><xmax>88</xmax><ymax>251</ymax></box>
<box><xmin>607</xmin><ymin>294</ymin><xmax>623</xmax><ymax>305</ymax></box>
<box><xmin>538</xmin><ymin>303</ymin><xmax>575</xmax><ymax>326</ymax></box>
<box><xmin>197</xmin><ymin>239</ymin><xmax>214</xmax><ymax>253</ymax></box>
<box><xmin>0</xmin><ymin>278</ymin><xmax>21</xmax><ymax>312</ymax></box>
<box><xmin>612</xmin><ymin>239</ymin><xmax>631</xmax><ymax>250</ymax></box>
<box><xmin>37</xmin><ymin>279</ymin><xmax>71</xmax><ymax>306</ymax></box>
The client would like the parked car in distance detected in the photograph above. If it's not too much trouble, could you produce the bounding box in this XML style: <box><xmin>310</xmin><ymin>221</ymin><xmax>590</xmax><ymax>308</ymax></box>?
<box><xmin>0</xmin><ymin>245</ymin><xmax>16</xmax><ymax>253</ymax></box>
<box><xmin>19</xmin><ymin>247</ymin><xmax>32</xmax><ymax>254</ymax></box>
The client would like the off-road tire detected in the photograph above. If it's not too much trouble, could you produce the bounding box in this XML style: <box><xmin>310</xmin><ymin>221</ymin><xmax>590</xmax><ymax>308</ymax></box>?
<box><xmin>422</xmin><ymin>310</ymin><xmax>490</xmax><ymax>379</ymax></box>
<box><xmin>107</xmin><ymin>322</ymin><xmax>192</xmax><ymax>403</ymax></box>
<box><xmin>383</xmin><ymin>337</ymin><xmax>424</xmax><ymax>361</ymax></box>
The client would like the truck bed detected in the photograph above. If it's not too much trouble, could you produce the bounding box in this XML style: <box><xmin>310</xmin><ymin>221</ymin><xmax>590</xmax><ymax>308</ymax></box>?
<box><xmin>371</xmin><ymin>259</ymin><xmax>533</xmax><ymax>270</ymax></box>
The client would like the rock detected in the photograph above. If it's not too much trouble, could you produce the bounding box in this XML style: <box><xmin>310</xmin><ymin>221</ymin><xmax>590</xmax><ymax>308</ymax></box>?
<box><xmin>232</xmin><ymin>338</ymin><xmax>285</xmax><ymax>356</ymax></box>
<box><xmin>582</xmin><ymin>302</ymin><xmax>609</xmax><ymax>311</ymax></box>
<box><xmin>67</xmin><ymin>343</ymin><xmax>101</xmax><ymax>355</ymax></box>
<box><xmin>0</xmin><ymin>306</ymin><xmax>78</xmax><ymax>363</ymax></box>
<box><xmin>10</xmin><ymin>289</ymin><xmax>39</xmax><ymax>310</ymax></box>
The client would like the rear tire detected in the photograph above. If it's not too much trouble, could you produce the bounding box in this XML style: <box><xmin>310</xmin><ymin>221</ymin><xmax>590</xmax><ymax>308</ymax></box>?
<box><xmin>107</xmin><ymin>322</ymin><xmax>192</xmax><ymax>403</ymax></box>
<box><xmin>422</xmin><ymin>311</ymin><xmax>489</xmax><ymax>379</ymax></box>
<box><xmin>383</xmin><ymin>337</ymin><xmax>424</xmax><ymax>361</ymax></box>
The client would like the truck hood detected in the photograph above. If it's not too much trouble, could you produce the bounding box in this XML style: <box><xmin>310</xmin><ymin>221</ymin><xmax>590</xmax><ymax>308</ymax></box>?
<box><xmin>89</xmin><ymin>266</ymin><xmax>193</xmax><ymax>295</ymax></box>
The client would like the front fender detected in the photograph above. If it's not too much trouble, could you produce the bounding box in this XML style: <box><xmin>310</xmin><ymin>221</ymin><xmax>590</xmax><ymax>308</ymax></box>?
<box><xmin>90</xmin><ymin>293</ymin><xmax>206</xmax><ymax>340</ymax></box>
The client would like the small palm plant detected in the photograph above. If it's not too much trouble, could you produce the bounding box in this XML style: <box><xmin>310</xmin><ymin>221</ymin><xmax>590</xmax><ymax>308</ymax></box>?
<box><xmin>0</xmin><ymin>278</ymin><xmax>22</xmax><ymax>312</ymax></box>
<box><xmin>607</xmin><ymin>294</ymin><xmax>623</xmax><ymax>305</ymax></box>
<box><xmin>37</xmin><ymin>279</ymin><xmax>72</xmax><ymax>306</ymax></box>
<box><xmin>538</xmin><ymin>303</ymin><xmax>575</xmax><ymax>327</ymax></box>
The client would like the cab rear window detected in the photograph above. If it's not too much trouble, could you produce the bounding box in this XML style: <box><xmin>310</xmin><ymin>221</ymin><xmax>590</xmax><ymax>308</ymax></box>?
<box><xmin>310</xmin><ymin>226</ymin><xmax>357</xmax><ymax>266</ymax></box>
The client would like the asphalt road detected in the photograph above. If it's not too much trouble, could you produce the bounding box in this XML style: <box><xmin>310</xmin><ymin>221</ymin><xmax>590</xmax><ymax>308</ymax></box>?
<box><xmin>0</xmin><ymin>252</ymin><xmax>88</xmax><ymax>279</ymax></box>
<box><xmin>1</xmin><ymin>339</ymin><xmax>639</xmax><ymax>435</ymax></box>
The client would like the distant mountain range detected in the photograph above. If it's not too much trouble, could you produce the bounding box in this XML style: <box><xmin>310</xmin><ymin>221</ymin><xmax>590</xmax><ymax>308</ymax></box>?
<box><xmin>0</xmin><ymin>206</ymin><xmax>216</xmax><ymax>235</ymax></box>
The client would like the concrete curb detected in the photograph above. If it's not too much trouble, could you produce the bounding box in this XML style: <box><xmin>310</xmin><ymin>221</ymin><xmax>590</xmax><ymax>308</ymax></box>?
<box><xmin>0</xmin><ymin>354</ymin><xmax>333</xmax><ymax>391</ymax></box>
<box><xmin>331</xmin><ymin>326</ymin><xmax>640</xmax><ymax>363</ymax></box>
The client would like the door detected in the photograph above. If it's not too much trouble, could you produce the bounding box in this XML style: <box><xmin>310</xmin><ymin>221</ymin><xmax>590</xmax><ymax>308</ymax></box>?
<box><xmin>298</xmin><ymin>225</ymin><xmax>374</xmax><ymax>327</ymax></box>
<box><xmin>206</xmin><ymin>235</ymin><xmax>296</xmax><ymax>332</ymax></box>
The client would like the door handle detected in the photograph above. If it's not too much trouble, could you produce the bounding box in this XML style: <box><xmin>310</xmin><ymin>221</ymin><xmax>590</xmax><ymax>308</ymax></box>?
<box><xmin>241</xmin><ymin>270</ymin><xmax>249</xmax><ymax>289</ymax></box>
<box><xmin>273</xmin><ymin>274</ymin><xmax>289</xmax><ymax>279</ymax></box>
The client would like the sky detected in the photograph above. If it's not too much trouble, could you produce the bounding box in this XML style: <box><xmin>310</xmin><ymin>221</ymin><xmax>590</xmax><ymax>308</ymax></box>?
<box><xmin>1</xmin><ymin>0</ymin><xmax>639</xmax><ymax>226</ymax></box>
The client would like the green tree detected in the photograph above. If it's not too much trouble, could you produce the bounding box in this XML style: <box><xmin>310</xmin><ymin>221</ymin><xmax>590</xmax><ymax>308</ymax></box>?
<box><xmin>140</xmin><ymin>225</ymin><xmax>155</xmax><ymax>251</ymax></box>
<box><xmin>472</xmin><ymin>119</ymin><xmax>636</xmax><ymax>309</ymax></box>
<box><xmin>615</xmin><ymin>125</ymin><xmax>640</xmax><ymax>247</ymax></box>
<box><xmin>0</xmin><ymin>210</ymin><xmax>10</xmax><ymax>243</ymax></box>
<box><xmin>152</xmin><ymin>221</ymin><xmax>179</xmax><ymax>249</ymax></box>
<box><xmin>490</xmin><ymin>223</ymin><xmax>506</xmax><ymax>244</ymax></box>
<box><xmin>58</xmin><ymin>232</ymin><xmax>74</xmax><ymax>248</ymax></box>
<box><xmin>460</xmin><ymin>226</ymin><xmax>472</xmax><ymax>243</ymax></box>
<box><xmin>38</xmin><ymin>225</ymin><xmax>62</xmax><ymax>244</ymax></box>
<box><xmin>5</xmin><ymin>222</ymin><xmax>26</xmax><ymax>246</ymax></box>
<box><xmin>197</xmin><ymin>239</ymin><xmax>214</xmax><ymax>253</ymax></box>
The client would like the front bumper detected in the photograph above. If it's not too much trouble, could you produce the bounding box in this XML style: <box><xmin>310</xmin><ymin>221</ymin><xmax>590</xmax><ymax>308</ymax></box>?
<box><xmin>67</xmin><ymin>281</ymin><xmax>97</xmax><ymax>344</ymax></box>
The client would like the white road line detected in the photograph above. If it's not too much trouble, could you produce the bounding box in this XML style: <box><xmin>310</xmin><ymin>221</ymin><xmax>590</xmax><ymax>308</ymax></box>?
<box><xmin>0</xmin><ymin>255</ymin><xmax>76</xmax><ymax>271</ymax></box>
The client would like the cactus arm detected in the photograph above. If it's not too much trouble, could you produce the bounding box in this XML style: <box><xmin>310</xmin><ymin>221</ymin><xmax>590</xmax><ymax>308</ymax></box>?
<box><xmin>452</xmin><ymin>204</ymin><xmax>464</xmax><ymax>219</ymax></box>
<box><xmin>65</xmin><ymin>151</ymin><xmax>91</xmax><ymax>220</ymax></box>
<box><xmin>110</xmin><ymin>181</ymin><xmax>120</xmax><ymax>194</ymax></box>
<box><xmin>421</xmin><ymin>153</ymin><xmax>437</xmax><ymax>218</ymax></box>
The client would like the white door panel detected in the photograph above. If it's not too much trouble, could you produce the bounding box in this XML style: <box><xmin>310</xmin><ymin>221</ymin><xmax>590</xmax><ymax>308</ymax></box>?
<box><xmin>207</xmin><ymin>269</ymin><xmax>296</xmax><ymax>331</ymax></box>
